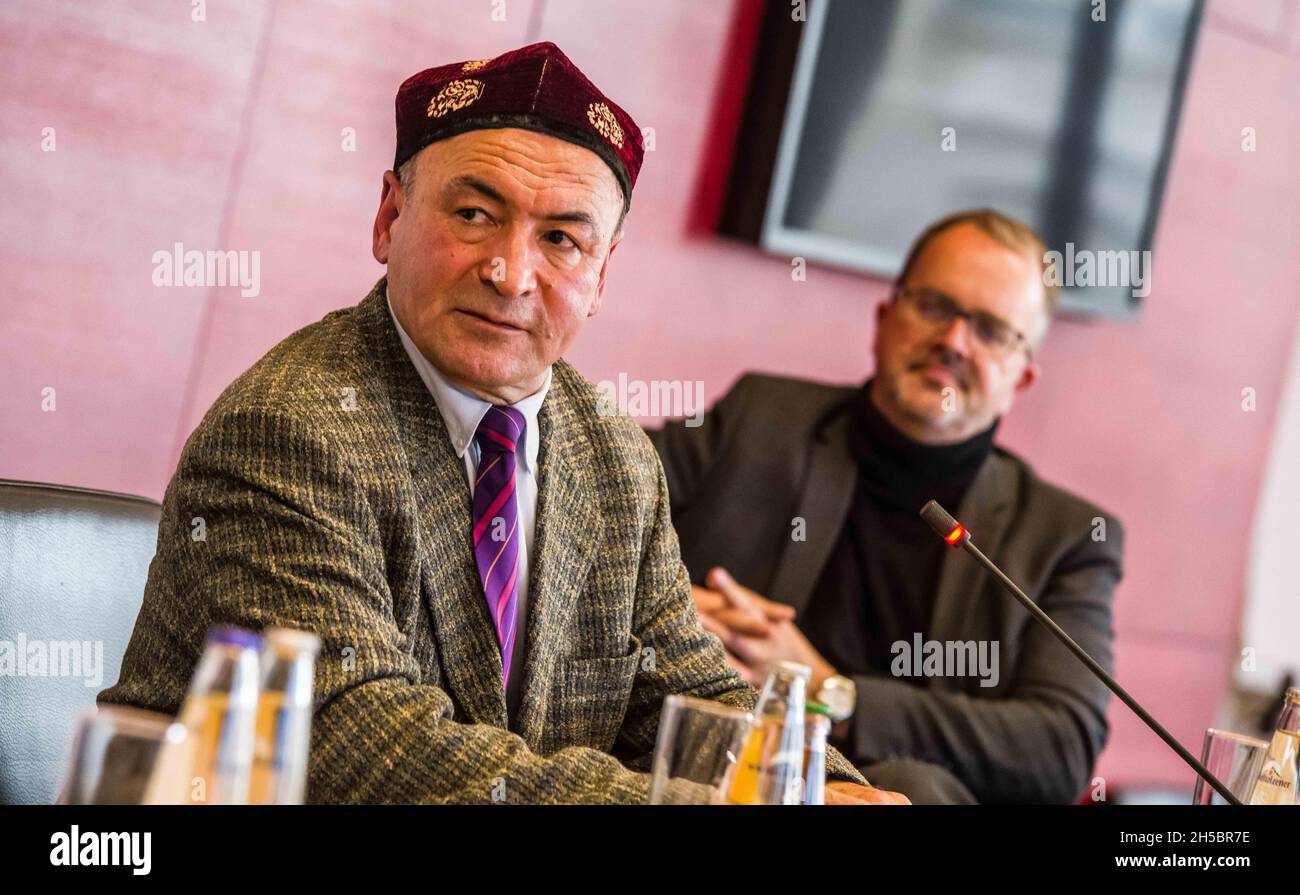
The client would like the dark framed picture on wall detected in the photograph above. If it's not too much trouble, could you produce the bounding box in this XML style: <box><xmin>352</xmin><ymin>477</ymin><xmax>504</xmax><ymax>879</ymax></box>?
<box><xmin>722</xmin><ymin>0</ymin><xmax>1204</xmax><ymax>318</ymax></box>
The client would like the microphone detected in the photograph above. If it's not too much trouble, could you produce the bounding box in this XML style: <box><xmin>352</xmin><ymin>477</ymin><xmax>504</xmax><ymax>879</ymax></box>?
<box><xmin>919</xmin><ymin>499</ymin><xmax>1243</xmax><ymax>806</ymax></box>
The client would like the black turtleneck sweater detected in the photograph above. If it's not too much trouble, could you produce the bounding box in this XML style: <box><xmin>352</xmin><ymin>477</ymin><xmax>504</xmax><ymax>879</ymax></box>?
<box><xmin>801</xmin><ymin>381</ymin><xmax>998</xmax><ymax>681</ymax></box>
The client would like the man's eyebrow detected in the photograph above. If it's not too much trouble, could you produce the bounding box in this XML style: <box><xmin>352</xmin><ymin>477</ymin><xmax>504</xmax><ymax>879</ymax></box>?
<box><xmin>445</xmin><ymin>174</ymin><xmax>599</xmax><ymax>229</ymax></box>
<box><xmin>446</xmin><ymin>175</ymin><xmax>506</xmax><ymax>205</ymax></box>
<box><xmin>542</xmin><ymin>209</ymin><xmax>596</xmax><ymax>228</ymax></box>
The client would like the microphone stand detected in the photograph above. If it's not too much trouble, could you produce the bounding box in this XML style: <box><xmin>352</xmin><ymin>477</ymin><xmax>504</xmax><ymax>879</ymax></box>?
<box><xmin>920</xmin><ymin>500</ymin><xmax>1244</xmax><ymax>806</ymax></box>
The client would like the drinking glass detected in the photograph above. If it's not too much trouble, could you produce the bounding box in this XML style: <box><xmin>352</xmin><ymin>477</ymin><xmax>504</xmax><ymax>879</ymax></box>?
<box><xmin>649</xmin><ymin>695</ymin><xmax>753</xmax><ymax>804</ymax></box>
<box><xmin>1192</xmin><ymin>728</ymin><xmax>1268</xmax><ymax>805</ymax></box>
<box><xmin>59</xmin><ymin>706</ymin><xmax>187</xmax><ymax>805</ymax></box>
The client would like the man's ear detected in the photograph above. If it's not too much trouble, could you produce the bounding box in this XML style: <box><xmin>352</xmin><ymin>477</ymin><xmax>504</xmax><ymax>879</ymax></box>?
<box><xmin>872</xmin><ymin>298</ymin><xmax>892</xmax><ymax>360</ymax></box>
<box><xmin>588</xmin><ymin>229</ymin><xmax>622</xmax><ymax>318</ymax></box>
<box><xmin>1015</xmin><ymin>357</ymin><xmax>1040</xmax><ymax>395</ymax></box>
<box><xmin>372</xmin><ymin>170</ymin><xmax>404</xmax><ymax>265</ymax></box>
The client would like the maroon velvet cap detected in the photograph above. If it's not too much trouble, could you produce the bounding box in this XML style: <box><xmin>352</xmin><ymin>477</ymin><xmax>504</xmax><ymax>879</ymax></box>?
<box><xmin>394</xmin><ymin>42</ymin><xmax>644</xmax><ymax>211</ymax></box>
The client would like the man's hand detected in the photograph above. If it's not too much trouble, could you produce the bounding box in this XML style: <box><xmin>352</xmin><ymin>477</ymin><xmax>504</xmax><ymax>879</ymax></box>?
<box><xmin>693</xmin><ymin>567</ymin><xmax>837</xmax><ymax>692</ymax></box>
<box><xmin>691</xmin><ymin>567</ymin><xmax>794</xmax><ymax>636</ymax></box>
<box><xmin>825</xmin><ymin>781</ymin><xmax>911</xmax><ymax>805</ymax></box>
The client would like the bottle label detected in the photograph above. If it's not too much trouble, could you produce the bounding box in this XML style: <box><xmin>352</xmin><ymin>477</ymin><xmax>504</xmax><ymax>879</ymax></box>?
<box><xmin>1249</xmin><ymin>730</ymin><xmax>1297</xmax><ymax>805</ymax></box>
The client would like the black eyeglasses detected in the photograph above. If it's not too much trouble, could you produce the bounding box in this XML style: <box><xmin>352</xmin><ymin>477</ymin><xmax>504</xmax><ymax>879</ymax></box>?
<box><xmin>893</xmin><ymin>286</ymin><xmax>1033</xmax><ymax>359</ymax></box>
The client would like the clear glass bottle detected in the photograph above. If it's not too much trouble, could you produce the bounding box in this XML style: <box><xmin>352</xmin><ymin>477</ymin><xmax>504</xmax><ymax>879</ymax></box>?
<box><xmin>248</xmin><ymin>627</ymin><xmax>320</xmax><ymax>805</ymax></box>
<box><xmin>1249</xmin><ymin>687</ymin><xmax>1299</xmax><ymax>806</ymax></box>
<box><xmin>145</xmin><ymin>625</ymin><xmax>262</xmax><ymax>804</ymax></box>
<box><xmin>727</xmin><ymin>661</ymin><xmax>810</xmax><ymax>805</ymax></box>
<box><xmin>802</xmin><ymin>701</ymin><xmax>833</xmax><ymax>805</ymax></box>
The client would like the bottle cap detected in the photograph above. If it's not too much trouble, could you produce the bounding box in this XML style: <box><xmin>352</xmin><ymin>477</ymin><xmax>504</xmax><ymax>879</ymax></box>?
<box><xmin>205</xmin><ymin>625</ymin><xmax>263</xmax><ymax>650</ymax></box>
<box><xmin>265</xmin><ymin>627</ymin><xmax>321</xmax><ymax>656</ymax></box>
<box><xmin>775</xmin><ymin>660</ymin><xmax>811</xmax><ymax>679</ymax></box>
<box><xmin>1286</xmin><ymin>687</ymin><xmax>1300</xmax><ymax>705</ymax></box>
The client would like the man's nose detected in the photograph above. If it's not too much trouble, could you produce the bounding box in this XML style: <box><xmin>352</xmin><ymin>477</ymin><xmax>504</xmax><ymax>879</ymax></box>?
<box><xmin>931</xmin><ymin>313</ymin><xmax>974</xmax><ymax>357</ymax></box>
<box><xmin>480</xmin><ymin>226</ymin><xmax>541</xmax><ymax>298</ymax></box>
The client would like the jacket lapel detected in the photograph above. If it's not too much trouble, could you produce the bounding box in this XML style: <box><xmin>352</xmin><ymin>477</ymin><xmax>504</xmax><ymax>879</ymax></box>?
<box><xmin>928</xmin><ymin>450</ymin><xmax>1017</xmax><ymax>689</ymax></box>
<box><xmin>768</xmin><ymin>407</ymin><xmax>857</xmax><ymax>615</ymax></box>
<box><xmin>360</xmin><ymin>280</ymin><xmax>509</xmax><ymax>728</ymax></box>
<box><xmin>515</xmin><ymin>366</ymin><xmax>603</xmax><ymax>747</ymax></box>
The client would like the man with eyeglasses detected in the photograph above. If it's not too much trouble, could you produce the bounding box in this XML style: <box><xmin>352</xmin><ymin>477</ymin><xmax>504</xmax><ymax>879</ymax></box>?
<box><xmin>647</xmin><ymin>209</ymin><xmax>1124</xmax><ymax>804</ymax></box>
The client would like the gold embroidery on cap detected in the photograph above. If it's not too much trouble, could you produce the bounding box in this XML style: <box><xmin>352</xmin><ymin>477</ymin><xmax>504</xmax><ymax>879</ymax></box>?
<box><xmin>461</xmin><ymin>58</ymin><xmax>492</xmax><ymax>72</ymax></box>
<box><xmin>587</xmin><ymin>102</ymin><xmax>624</xmax><ymax>149</ymax></box>
<box><xmin>427</xmin><ymin>79</ymin><xmax>485</xmax><ymax>118</ymax></box>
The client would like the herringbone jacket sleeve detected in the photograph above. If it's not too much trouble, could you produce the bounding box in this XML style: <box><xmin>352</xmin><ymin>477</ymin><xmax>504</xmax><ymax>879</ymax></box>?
<box><xmin>611</xmin><ymin>453</ymin><xmax>756</xmax><ymax>762</ymax></box>
<box><xmin>610</xmin><ymin>451</ymin><xmax>865</xmax><ymax>786</ymax></box>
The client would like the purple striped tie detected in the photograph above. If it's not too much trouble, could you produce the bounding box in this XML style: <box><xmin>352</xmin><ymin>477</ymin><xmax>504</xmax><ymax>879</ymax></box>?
<box><xmin>472</xmin><ymin>405</ymin><xmax>525</xmax><ymax>687</ymax></box>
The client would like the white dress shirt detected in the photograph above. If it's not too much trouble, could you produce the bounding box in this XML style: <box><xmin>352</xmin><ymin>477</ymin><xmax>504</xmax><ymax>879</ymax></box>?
<box><xmin>387</xmin><ymin>298</ymin><xmax>550</xmax><ymax>722</ymax></box>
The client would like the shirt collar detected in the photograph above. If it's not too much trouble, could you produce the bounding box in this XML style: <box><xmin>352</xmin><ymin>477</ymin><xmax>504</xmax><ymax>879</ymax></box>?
<box><xmin>387</xmin><ymin>296</ymin><xmax>549</xmax><ymax>473</ymax></box>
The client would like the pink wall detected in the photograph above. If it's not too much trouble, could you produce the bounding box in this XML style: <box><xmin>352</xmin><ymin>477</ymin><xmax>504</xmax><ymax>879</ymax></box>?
<box><xmin>4</xmin><ymin>0</ymin><xmax>1299</xmax><ymax>792</ymax></box>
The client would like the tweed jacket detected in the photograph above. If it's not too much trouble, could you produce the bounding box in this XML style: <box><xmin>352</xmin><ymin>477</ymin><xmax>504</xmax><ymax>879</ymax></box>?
<box><xmin>98</xmin><ymin>278</ymin><xmax>865</xmax><ymax>803</ymax></box>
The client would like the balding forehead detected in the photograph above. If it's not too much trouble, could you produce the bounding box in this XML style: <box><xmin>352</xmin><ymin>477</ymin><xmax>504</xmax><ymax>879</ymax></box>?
<box><xmin>912</xmin><ymin>227</ymin><xmax>1048</xmax><ymax>328</ymax></box>
<box><xmin>420</xmin><ymin>129</ymin><xmax>624</xmax><ymax>235</ymax></box>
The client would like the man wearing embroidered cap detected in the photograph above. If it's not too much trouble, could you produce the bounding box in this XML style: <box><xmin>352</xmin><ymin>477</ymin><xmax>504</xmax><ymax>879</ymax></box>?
<box><xmin>101</xmin><ymin>42</ymin><xmax>907</xmax><ymax>805</ymax></box>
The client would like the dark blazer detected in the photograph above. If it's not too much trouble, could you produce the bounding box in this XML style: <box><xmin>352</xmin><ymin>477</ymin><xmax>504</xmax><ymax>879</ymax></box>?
<box><xmin>98</xmin><ymin>280</ymin><xmax>866</xmax><ymax>803</ymax></box>
<box><xmin>648</xmin><ymin>373</ymin><xmax>1124</xmax><ymax>804</ymax></box>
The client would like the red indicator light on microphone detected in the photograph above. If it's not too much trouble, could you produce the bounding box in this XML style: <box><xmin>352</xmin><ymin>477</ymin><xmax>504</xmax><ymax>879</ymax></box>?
<box><xmin>944</xmin><ymin>524</ymin><xmax>966</xmax><ymax>545</ymax></box>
